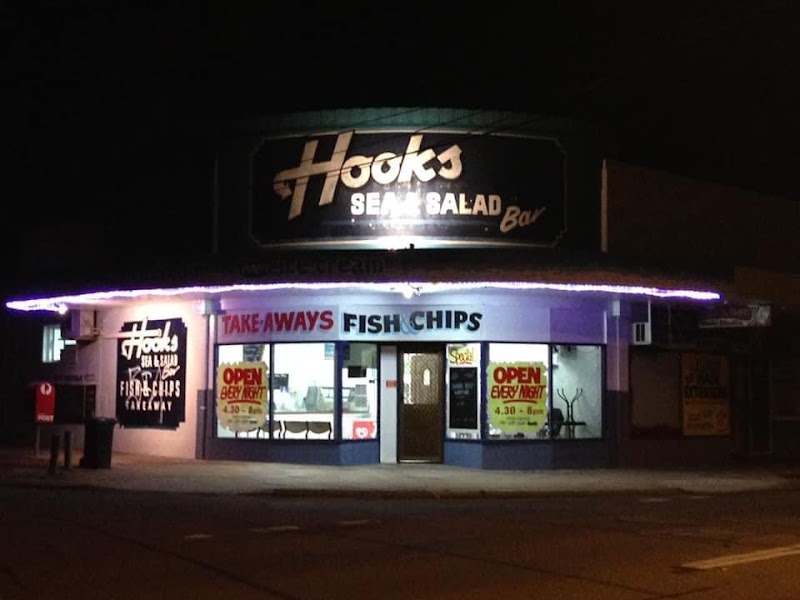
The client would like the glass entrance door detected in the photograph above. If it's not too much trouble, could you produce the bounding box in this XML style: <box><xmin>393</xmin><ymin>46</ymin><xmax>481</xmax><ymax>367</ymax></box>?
<box><xmin>398</xmin><ymin>345</ymin><xmax>444</xmax><ymax>462</ymax></box>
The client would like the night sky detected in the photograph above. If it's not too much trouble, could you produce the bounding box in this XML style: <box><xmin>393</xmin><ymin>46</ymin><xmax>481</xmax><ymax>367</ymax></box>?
<box><xmin>3</xmin><ymin>1</ymin><xmax>800</xmax><ymax>278</ymax></box>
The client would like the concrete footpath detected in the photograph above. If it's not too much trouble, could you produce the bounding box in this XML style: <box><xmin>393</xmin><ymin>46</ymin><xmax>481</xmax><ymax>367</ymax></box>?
<box><xmin>1</xmin><ymin>446</ymin><xmax>799</xmax><ymax>498</ymax></box>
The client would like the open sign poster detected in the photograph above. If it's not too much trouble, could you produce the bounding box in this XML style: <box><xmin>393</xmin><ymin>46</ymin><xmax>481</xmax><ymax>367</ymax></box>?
<box><xmin>216</xmin><ymin>361</ymin><xmax>268</xmax><ymax>432</ymax></box>
<box><xmin>487</xmin><ymin>362</ymin><xmax>548</xmax><ymax>432</ymax></box>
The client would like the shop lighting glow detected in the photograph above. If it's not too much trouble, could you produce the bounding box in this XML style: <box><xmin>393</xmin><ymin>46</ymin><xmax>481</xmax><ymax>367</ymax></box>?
<box><xmin>4</xmin><ymin>280</ymin><xmax>722</xmax><ymax>313</ymax></box>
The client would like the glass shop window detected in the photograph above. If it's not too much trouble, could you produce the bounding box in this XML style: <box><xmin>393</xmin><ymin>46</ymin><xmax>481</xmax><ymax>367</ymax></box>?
<box><xmin>272</xmin><ymin>343</ymin><xmax>335</xmax><ymax>440</ymax></box>
<box><xmin>341</xmin><ymin>342</ymin><xmax>379</xmax><ymax>440</ymax></box>
<box><xmin>42</xmin><ymin>324</ymin><xmax>76</xmax><ymax>363</ymax></box>
<box><xmin>487</xmin><ymin>343</ymin><xmax>550</xmax><ymax>440</ymax></box>
<box><xmin>446</xmin><ymin>343</ymin><xmax>481</xmax><ymax>440</ymax></box>
<box><xmin>215</xmin><ymin>344</ymin><xmax>271</xmax><ymax>439</ymax></box>
<box><xmin>550</xmin><ymin>344</ymin><xmax>603</xmax><ymax>440</ymax></box>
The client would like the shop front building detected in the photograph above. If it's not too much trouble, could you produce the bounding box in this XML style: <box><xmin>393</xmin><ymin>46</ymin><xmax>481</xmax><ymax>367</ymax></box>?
<box><xmin>9</xmin><ymin>107</ymin><xmax>793</xmax><ymax>470</ymax></box>
<box><xmin>209</xmin><ymin>286</ymin><xmax>613</xmax><ymax>469</ymax></box>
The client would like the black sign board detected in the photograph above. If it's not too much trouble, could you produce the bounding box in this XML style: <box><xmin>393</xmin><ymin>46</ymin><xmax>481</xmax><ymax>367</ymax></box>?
<box><xmin>116</xmin><ymin>317</ymin><xmax>187</xmax><ymax>429</ymax></box>
<box><xmin>448</xmin><ymin>367</ymin><xmax>478</xmax><ymax>430</ymax></box>
<box><xmin>251</xmin><ymin>130</ymin><xmax>565</xmax><ymax>248</ymax></box>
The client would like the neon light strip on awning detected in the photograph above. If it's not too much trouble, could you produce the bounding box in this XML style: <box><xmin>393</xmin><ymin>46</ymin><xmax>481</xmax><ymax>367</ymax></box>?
<box><xmin>5</xmin><ymin>280</ymin><xmax>721</xmax><ymax>313</ymax></box>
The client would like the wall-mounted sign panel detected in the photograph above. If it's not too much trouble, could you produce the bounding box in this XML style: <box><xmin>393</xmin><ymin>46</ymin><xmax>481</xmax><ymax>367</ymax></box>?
<box><xmin>250</xmin><ymin>130</ymin><xmax>566</xmax><ymax>249</ymax></box>
<box><xmin>681</xmin><ymin>353</ymin><xmax>730</xmax><ymax>437</ymax></box>
<box><xmin>116</xmin><ymin>317</ymin><xmax>187</xmax><ymax>429</ymax></box>
<box><xmin>698</xmin><ymin>304</ymin><xmax>771</xmax><ymax>328</ymax></box>
<box><xmin>216</xmin><ymin>305</ymin><xmax>557</xmax><ymax>344</ymax></box>
<box><xmin>448</xmin><ymin>367</ymin><xmax>479</xmax><ymax>430</ymax></box>
<box><xmin>35</xmin><ymin>381</ymin><xmax>56</xmax><ymax>423</ymax></box>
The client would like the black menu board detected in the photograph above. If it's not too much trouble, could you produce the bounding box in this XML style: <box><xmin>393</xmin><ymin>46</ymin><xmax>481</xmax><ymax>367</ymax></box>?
<box><xmin>449</xmin><ymin>367</ymin><xmax>478</xmax><ymax>429</ymax></box>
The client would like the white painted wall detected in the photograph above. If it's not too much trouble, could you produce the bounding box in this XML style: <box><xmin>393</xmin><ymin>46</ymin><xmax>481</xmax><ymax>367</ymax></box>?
<box><xmin>379</xmin><ymin>345</ymin><xmax>398</xmax><ymax>463</ymax></box>
<box><xmin>91</xmin><ymin>300</ymin><xmax>209</xmax><ymax>459</ymax></box>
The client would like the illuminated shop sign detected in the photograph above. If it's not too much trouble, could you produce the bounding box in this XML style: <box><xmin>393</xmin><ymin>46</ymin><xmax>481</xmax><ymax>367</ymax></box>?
<box><xmin>116</xmin><ymin>317</ymin><xmax>187</xmax><ymax>429</ymax></box>
<box><xmin>220</xmin><ymin>309</ymin><xmax>335</xmax><ymax>336</ymax></box>
<box><xmin>342</xmin><ymin>308</ymin><xmax>482</xmax><ymax>334</ymax></box>
<box><xmin>217</xmin><ymin>306</ymin><xmax>485</xmax><ymax>343</ymax></box>
<box><xmin>251</xmin><ymin>130</ymin><xmax>566</xmax><ymax>248</ymax></box>
<box><xmin>218</xmin><ymin>309</ymin><xmax>337</xmax><ymax>344</ymax></box>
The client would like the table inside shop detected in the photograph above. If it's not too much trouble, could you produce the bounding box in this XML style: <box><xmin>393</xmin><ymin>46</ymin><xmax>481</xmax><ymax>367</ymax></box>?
<box><xmin>561</xmin><ymin>420</ymin><xmax>587</xmax><ymax>439</ymax></box>
<box><xmin>266</xmin><ymin>410</ymin><xmax>374</xmax><ymax>438</ymax></box>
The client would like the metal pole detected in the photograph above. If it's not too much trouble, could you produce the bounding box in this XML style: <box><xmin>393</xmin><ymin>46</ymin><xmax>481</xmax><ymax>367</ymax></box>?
<box><xmin>63</xmin><ymin>430</ymin><xmax>72</xmax><ymax>469</ymax></box>
<box><xmin>48</xmin><ymin>434</ymin><xmax>59</xmax><ymax>476</ymax></box>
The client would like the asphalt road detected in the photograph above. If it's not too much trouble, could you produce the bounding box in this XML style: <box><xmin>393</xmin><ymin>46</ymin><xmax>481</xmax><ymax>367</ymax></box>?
<box><xmin>2</xmin><ymin>484</ymin><xmax>800</xmax><ymax>599</ymax></box>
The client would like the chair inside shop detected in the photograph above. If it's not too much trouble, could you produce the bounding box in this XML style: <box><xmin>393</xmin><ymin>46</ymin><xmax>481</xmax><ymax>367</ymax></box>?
<box><xmin>283</xmin><ymin>421</ymin><xmax>309</xmax><ymax>438</ymax></box>
<box><xmin>307</xmin><ymin>421</ymin><xmax>333</xmax><ymax>439</ymax></box>
<box><xmin>548</xmin><ymin>408</ymin><xmax>565</xmax><ymax>439</ymax></box>
<box><xmin>261</xmin><ymin>420</ymin><xmax>282</xmax><ymax>438</ymax></box>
